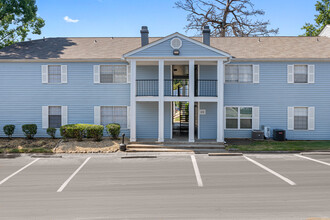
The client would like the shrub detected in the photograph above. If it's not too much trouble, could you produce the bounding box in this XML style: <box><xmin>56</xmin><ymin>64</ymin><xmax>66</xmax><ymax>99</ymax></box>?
<box><xmin>47</xmin><ymin>128</ymin><xmax>57</xmax><ymax>139</ymax></box>
<box><xmin>3</xmin><ymin>125</ymin><xmax>15</xmax><ymax>139</ymax></box>
<box><xmin>22</xmin><ymin>124</ymin><xmax>37</xmax><ymax>139</ymax></box>
<box><xmin>106</xmin><ymin>123</ymin><xmax>121</xmax><ymax>139</ymax></box>
<box><xmin>86</xmin><ymin>125</ymin><xmax>104</xmax><ymax>141</ymax></box>
<box><xmin>60</xmin><ymin>124</ymin><xmax>100</xmax><ymax>141</ymax></box>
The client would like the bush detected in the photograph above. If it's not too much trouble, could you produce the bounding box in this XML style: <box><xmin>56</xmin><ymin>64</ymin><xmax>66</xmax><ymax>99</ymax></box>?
<box><xmin>86</xmin><ymin>125</ymin><xmax>104</xmax><ymax>141</ymax></box>
<box><xmin>60</xmin><ymin>124</ymin><xmax>103</xmax><ymax>141</ymax></box>
<box><xmin>3</xmin><ymin>125</ymin><xmax>15</xmax><ymax>139</ymax></box>
<box><xmin>106</xmin><ymin>123</ymin><xmax>121</xmax><ymax>139</ymax></box>
<box><xmin>47</xmin><ymin>128</ymin><xmax>57</xmax><ymax>139</ymax></box>
<box><xmin>22</xmin><ymin>124</ymin><xmax>37</xmax><ymax>139</ymax></box>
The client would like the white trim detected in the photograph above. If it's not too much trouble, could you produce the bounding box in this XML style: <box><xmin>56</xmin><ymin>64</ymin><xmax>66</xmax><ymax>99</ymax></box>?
<box><xmin>170</xmin><ymin>38</ymin><xmax>182</xmax><ymax>49</ymax></box>
<box><xmin>127</xmin><ymin>106</ymin><xmax>131</xmax><ymax>129</ymax></box>
<box><xmin>188</xmin><ymin>59</ymin><xmax>195</xmax><ymax>142</ymax></box>
<box><xmin>308</xmin><ymin>106</ymin><xmax>315</xmax><ymax>130</ymax></box>
<box><xmin>253</xmin><ymin>65</ymin><xmax>259</xmax><ymax>83</ymax></box>
<box><xmin>93</xmin><ymin>65</ymin><xmax>100</xmax><ymax>84</ymax></box>
<box><xmin>41</xmin><ymin>65</ymin><xmax>48</xmax><ymax>83</ymax></box>
<box><xmin>308</xmin><ymin>65</ymin><xmax>315</xmax><ymax>83</ymax></box>
<box><xmin>94</xmin><ymin>106</ymin><xmax>101</xmax><ymax>125</ymax></box>
<box><xmin>198</xmin><ymin>102</ymin><xmax>200</xmax><ymax>139</ymax></box>
<box><xmin>130</xmin><ymin>60</ymin><xmax>137</xmax><ymax>142</ymax></box>
<box><xmin>123</xmin><ymin>32</ymin><xmax>231</xmax><ymax>58</ymax></box>
<box><xmin>287</xmin><ymin>65</ymin><xmax>294</xmax><ymax>83</ymax></box>
<box><xmin>288</xmin><ymin>106</ymin><xmax>294</xmax><ymax>130</ymax></box>
<box><xmin>252</xmin><ymin>106</ymin><xmax>260</xmax><ymax>130</ymax></box>
<box><xmin>217</xmin><ymin>60</ymin><xmax>224</xmax><ymax>142</ymax></box>
<box><xmin>170</xmin><ymin>102</ymin><xmax>173</xmax><ymax>139</ymax></box>
<box><xmin>319</xmin><ymin>25</ymin><xmax>330</xmax><ymax>37</ymax></box>
<box><xmin>158</xmin><ymin>59</ymin><xmax>165</xmax><ymax>142</ymax></box>
<box><xmin>98</xmin><ymin>105</ymin><xmax>130</xmax><ymax>129</ymax></box>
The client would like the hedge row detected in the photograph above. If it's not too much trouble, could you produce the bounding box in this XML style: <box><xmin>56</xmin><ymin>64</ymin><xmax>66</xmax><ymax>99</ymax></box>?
<box><xmin>60</xmin><ymin>123</ymin><xmax>121</xmax><ymax>141</ymax></box>
<box><xmin>2</xmin><ymin>124</ymin><xmax>38</xmax><ymax>139</ymax></box>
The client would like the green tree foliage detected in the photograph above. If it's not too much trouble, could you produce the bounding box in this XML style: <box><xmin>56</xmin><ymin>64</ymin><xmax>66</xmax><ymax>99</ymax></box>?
<box><xmin>301</xmin><ymin>0</ymin><xmax>330</xmax><ymax>36</ymax></box>
<box><xmin>0</xmin><ymin>0</ymin><xmax>45</xmax><ymax>48</ymax></box>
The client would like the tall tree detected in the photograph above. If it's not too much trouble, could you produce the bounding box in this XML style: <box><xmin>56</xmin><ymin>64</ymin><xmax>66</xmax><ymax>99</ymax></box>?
<box><xmin>175</xmin><ymin>0</ymin><xmax>278</xmax><ymax>37</ymax></box>
<box><xmin>0</xmin><ymin>0</ymin><xmax>45</xmax><ymax>48</ymax></box>
<box><xmin>301</xmin><ymin>0</ymin><xmax>330</xmax><ymax>36</ymax></box>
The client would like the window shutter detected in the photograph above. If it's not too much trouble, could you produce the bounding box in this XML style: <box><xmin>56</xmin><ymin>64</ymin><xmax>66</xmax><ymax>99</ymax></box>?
<box><xmin>252</xmin><ymin>107</ymin><xmax>260</xmax><ymax>130</ymax></box>
<box><xmin>288</xmin><ymin>107</ymin><xmax>294</xmax><ymax>130</ymax></box>
<box><xmin>61</xmin><ymin>106</ymin><xmax>68</xmax><ymax>126</ymax></box>
<box><xmin>127</xmin><ymin>65</ymin><xmax>131</xmax><ymax>83</ymax></box>
<box><xmin>94</xmin><ymin>106</ymin><xmax>101</xmax><ymax>125</ymax></box>
<box><xmin>308</xmin><ymin>107</ymin><xmax>315</xmax><ymax>130</ymax></box>
<box><xmin>42</xmin><ymin>106</ymin><xmax>48</xmax><ymax>128</ymax></box>
<box><xmin>42</xmin><ymin>65</ymin><xmax>48</xmax><ymax>83</ymax></box>
<box><xmin>127</xmin><ymin>106</ymin><xmax>130</xmax><ymax>128</ymax></box>
<box><xmin>308</xmin><ymin>65</ymin><xmax>315</xmax><ymax>83</ymax></box>
<box><xmin>253</xmin><ymin>65</ymin><xmax>259</xmax><ymax>83</ymax></box>
<box><xmin>61</xmin><ymin>65</ymin><xmax>68</xmax><ymax>83</ymax></box>
<box><xmin>287</xmin><ymin>65</ymin><xmax>294</xmax><ymax>83</ymax></box>
<box><xmin>93</xmin><ymin>65</ymin><xmax>100</xmax><ymax>83</ymax></box>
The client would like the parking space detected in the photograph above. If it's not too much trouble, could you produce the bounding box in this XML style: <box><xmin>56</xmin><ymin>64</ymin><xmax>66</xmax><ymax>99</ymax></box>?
<box><xmin>0</xmin><ymin>153</ymin><xmax>330</xmax><ymax>219</ymax></box>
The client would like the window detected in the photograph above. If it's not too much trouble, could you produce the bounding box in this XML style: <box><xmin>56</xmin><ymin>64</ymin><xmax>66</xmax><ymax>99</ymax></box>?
<box><xmin>225</xmin><ymin>65</ymin><xmax>253</xmax><ymax>83</ymax></box>
<box><xmin>48</xmin><ymin>65</ymin><xmax>61</xmax><ymax>84</ymax></box>
<box><xmin>100</xmin><ymin>65</ymin><xmax>127</xmax><ymax>83</ymax></box>
<box><xmin>49</xmin><ymin>106</ymin><xmax>62</xmax><ymax>128</ymax></box>
<box><xmin>294</xmin><ymin>107</ymin><xmax>308</xmax><ymax>130</ymax></box>
<box><xmin>101</xmin><ymin>106</ymin><xmax>127</xmax><ymax>128</ymax></box>
<box><xmin>226</xmin><ymin>107</ymin><xmax>253</xmax><ymax>129</ymax></box>
<box><xmin>294</xmin><ymin>65</ymin><xmax>308</xmax><ymax>83</ymax></box>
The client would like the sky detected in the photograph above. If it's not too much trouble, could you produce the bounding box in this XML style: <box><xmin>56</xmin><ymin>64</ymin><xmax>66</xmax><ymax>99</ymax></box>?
<box><xmin>30</xmin><ymin>0</ymin><xmax>318</xmax><ymax>39</ymax></box>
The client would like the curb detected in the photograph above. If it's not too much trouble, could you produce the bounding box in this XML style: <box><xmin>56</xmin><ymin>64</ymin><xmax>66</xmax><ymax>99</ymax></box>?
<box><xmin>31</xmin><ymin>155</ymin><xmax>62</xmax><ymax>158</ymax></box>
<box><xmin>236</xmin><ymin>151</ymin><xmax>301</xmax><ymax>154</ymax></box>
<box><xmin>121</xmin><ymin>156</ymin><xmax>157</xmax><ymax>159</ymax></box>
<box><xmin>301</xmin><ymin>152</ymin><xmax>330</xmax><ymax>155</ymax></box>
<box><xmin>208</xmin><ymin>153</ymin><xmax>243</xmax><ymax>156</ymax></box>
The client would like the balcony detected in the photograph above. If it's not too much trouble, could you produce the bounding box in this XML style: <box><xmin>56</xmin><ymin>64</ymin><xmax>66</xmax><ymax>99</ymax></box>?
<box><xmin>136</xmin><ymin>79</ymin><xmax>217</xmax><ymax>97</ymax></box>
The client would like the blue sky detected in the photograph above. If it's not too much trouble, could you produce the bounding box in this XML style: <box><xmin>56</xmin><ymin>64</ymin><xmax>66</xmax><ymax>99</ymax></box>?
<box><xmin>31</xmin><ymin>0</ymin><xmax>318</xmax><ymax>39</ymax></box>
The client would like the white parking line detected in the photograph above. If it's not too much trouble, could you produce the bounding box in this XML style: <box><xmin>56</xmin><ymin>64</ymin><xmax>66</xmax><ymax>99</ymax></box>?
<box><xmin>243</xmin><ymin>156</ymin><xmax>296</xmax><ymax>186</ymax></box>
<box><xmin>57</xmin><ymin>157</ymin><xmax>91</xmax><ymax>192</ymax></box>
<box><xmin>295</xmin><ymin>154</ymin><xmax>330</xmax><ymax>166</ymax></box>
<box><xmin>190</xmin><ymin>155</ymin><xmax>203</xmax><ymax>187</ymax></box>
<box><xmin>0</xmin><ymin>158</ymin><xmax>40</xmax><ymax>185</ymax></box>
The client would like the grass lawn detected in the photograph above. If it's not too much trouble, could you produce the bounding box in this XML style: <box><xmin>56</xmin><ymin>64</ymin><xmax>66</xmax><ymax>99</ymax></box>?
<box><xmin>227</xmin><ymin>140</ymin><xmax>330</xmax><ymax>152</ymax></box>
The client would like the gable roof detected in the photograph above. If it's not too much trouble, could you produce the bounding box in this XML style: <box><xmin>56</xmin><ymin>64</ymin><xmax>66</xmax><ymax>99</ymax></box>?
<box><xmin>123</xmin><ymin>32</ymin><xmax>231</xmax><ymax>58</ymax></box>
<box><xmin>1</xmin><ymin>36</ymin><xmax>330</xmax><ymax>61</ymax></box>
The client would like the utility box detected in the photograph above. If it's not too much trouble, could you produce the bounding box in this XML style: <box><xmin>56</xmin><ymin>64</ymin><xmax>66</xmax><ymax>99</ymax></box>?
<box><xmin>273</xmin><ymin>129</ymin><xmax>286</xmax><ymax>141</ymax></box>
<box><xmin>252</xmin><ymin>130</ymin><xmax>264</xmax><ymax>140</ymax></box>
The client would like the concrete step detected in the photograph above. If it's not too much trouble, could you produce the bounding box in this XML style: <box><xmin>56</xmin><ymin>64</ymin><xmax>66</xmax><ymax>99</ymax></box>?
<box><xmin>127</xmin><ymin>144</ymin><xmax>225</xmax><ymax>149</ymax></box>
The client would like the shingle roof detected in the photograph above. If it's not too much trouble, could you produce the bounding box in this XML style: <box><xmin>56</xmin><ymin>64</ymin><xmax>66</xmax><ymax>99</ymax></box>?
<box><xmin>0</xmin><ymin>36</ymin><xmax>330</xmax><ymax>60</ymax></box>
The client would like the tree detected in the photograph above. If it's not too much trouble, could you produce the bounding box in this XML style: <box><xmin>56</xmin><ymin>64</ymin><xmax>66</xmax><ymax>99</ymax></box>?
<box><xmin>0</xmin><ymin>0</ymin><xmax>45</xmax><ymax>48</ymax></box>
<box><xmin>301</xmin><ymin>0</ymin><xmax>330</xmax><ymax>36</ymax></box>
<box><xmin>175</xmin><ymin>0</ymin><xmax>278</xmax><ymax>37</ymax></box>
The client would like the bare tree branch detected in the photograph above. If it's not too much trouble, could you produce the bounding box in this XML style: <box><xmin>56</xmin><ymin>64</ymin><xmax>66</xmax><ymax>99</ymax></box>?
<box><xmin>175</xmin><ymin>0</ymin><xmax>279</xmax><ymax>37</ymax></box>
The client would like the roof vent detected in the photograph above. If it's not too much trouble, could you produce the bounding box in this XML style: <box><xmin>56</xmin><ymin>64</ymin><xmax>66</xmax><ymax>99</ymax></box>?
<box><xmin>170</xmin><ymin>38</ymin><xmax>182</xmax><ymax>49</ymax></box>
<box><xmin>94</xmin><ymin>40</ymin><xmax>97</xmax><ymax>43</ymax></box>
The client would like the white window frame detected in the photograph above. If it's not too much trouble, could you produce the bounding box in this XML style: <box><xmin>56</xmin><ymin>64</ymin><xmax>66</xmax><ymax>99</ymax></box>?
<box><xmin>224</xmin><ymin>64</ymin><xmax>255</xmax><ymax>84</ymax></box>
<box><xmin>99</xmin><ymin>105</ymin><xmax>129</xmax><ymax>129</ymax></box>
<box><xmin>293</xmin><ymin>64</ymin><xmax>308</xmax><ymax>84</ymax></box>
<box><xmin>98</xmin><ymin>65</ymin><xmax>128</xmax><ymax>84</ymax></box>
<box><xmin>42</xmin><ymin>105</ymin><xmax>68</xmax><ymax>129</ymax></box>
<box><xmin>41</xmin><ymin>65</ymin><xmax>67</xmax><ymax>84</ymax></box>
<box><xmin>225</xmin><ymin>106</ymin><xmax>253</xmax><ymax>130</ymax></box>
<box><xmin>288</xmin><ymin>64</ymin><xmax>315</xmax><ymax>84</ymax></box>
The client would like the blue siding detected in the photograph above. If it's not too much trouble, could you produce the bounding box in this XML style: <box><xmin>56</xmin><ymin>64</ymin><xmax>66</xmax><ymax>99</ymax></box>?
<box><xmin>136</xmin><ymin>102</ymin><xmax>158</xmax><ymax>139</ymax></box>
<box><xmin>225</xmin><ymin>62</ymin><xmax>330</xmax><ymax>140</ymax></box>
<box><xmin>0</xmin><ymin>62</ymin><xmax>130</xmax><ymax>137</ymax></box>
<box><xmin>199</xmin><ymin>102</ymin><xmax>217</xmax><ymax>139</ymax></box>
<box><xmin>199</xmin><ymin>65</ymin><xmax>217</xmax><ymax>80</ymax></box>
<box><xmin>130</xmin><ymin>37</ymin><xmax>226</xmax><ymax>57</ymax></box>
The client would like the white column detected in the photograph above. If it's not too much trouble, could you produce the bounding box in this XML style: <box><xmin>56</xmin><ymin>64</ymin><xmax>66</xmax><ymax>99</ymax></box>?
<box><xmin>189</xmin><ymin>59</ymin><xmax>195</xmax><ymax>142</ymax></box>
<box><xmin>217</xmin><ymin>59</ymin><xmax>224</xmax><ymax>142</ymax></box>
<box><xmin>130</xmin><ymin>60</ymin><xmax>137</xmax><ymax>142</ymax></box>
<box><xmin>158</xmin><ymin>60</ymin><xmax>165</xmax><ymax>142</ymax></box>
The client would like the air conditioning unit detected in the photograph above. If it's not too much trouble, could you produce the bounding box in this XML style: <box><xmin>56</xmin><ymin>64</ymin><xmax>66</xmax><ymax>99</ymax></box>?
<box><xmin>264</xmin><ymin>126</ymin><xmax>271</xmax><ymax>139</ymax></box>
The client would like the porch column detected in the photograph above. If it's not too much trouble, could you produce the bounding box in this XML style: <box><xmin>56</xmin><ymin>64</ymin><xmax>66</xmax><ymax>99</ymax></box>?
<box><xmin>158</xmin><ymin>60</ymin><xmax>165</xmax><ymax>142</ymax></box>
<box><xmin>188</xmin><ymin>59</ymin><xmax>195</xmax><ymax>142</ymax></box>
<box><xmin>217</xmin><ymin>59</ymin><xmax>224</xmax><ymax>142</ymax></box>
<box><xmin>130</xmin><ymin>60</ymin><xmax>137</xmax><ymax>142</ymax></box>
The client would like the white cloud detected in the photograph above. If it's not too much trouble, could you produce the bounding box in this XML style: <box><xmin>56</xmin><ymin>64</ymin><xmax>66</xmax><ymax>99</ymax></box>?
<box><xmin>64</xmin><ymin>16</ymin><xmax>79</xmax><ymax>23</ymax></box>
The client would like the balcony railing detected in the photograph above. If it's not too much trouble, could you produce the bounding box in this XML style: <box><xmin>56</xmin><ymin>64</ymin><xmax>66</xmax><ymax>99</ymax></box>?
<box><xmin>136</xmin><ymin>80</ymin><xmax>159</xmax><ymax>96</ymax></box>
<box><xmin>195</xmin><ymin>80</ymin><xmax>217</xmax><ymax>97</ymax></box>
<box><xmin>136</xmin><ymin>79</ymin><xmax>217</xmax><ymax>97</ymax></box>
<box><xmin>165</xmin><ymin>79</ymin><xmax>189</xmax><ymax>97</ymax></box>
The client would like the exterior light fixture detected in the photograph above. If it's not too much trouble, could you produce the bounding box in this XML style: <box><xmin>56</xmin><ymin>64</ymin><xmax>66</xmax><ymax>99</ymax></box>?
<box><xmin>173</xmin><ymin>49</ymin><xmax>180</xmax><ymax>55</ymax></box>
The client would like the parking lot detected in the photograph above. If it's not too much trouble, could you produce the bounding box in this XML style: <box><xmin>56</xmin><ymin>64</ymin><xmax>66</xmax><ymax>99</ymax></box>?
<box><xmin>1</xmin><ymin>153</ymin><xmax>330</xmax><ymax>220</ymax></box>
